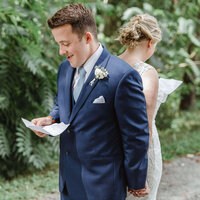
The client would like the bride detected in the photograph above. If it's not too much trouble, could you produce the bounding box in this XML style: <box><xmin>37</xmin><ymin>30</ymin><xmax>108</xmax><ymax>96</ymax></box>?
<box><xmin>118</xmin><ymin>14</ymin><xmax>182</xmax><ymax>199</ymax></box>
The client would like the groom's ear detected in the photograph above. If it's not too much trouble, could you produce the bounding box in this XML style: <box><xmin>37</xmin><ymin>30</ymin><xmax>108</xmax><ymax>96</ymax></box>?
<box><xmin>85</xmin><ymin>32</ymin><xmax>92</xmax><ymax>44</ymax></box>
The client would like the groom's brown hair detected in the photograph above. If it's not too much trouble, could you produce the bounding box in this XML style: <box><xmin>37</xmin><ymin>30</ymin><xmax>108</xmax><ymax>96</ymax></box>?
<box><xmin>47</xmin><ymin>3</ymin><xmax>98</xmax><ymax>40</ymax></box>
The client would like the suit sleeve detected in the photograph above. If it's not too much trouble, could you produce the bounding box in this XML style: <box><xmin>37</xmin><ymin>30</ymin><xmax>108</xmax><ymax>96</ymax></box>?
<box><xmin>114</xmin><ymin>69</ymin><xmax>149</xmax><ymax>190</ymax></box>
<box><xmin>48</xmin><ymin>65</ymin><xmax>61</xmax><ymax>122</ymax></box>
<box><xmin>49</xmin><ymin>95</ymin><xmax>60</xmax><ymax>122</ymax></box>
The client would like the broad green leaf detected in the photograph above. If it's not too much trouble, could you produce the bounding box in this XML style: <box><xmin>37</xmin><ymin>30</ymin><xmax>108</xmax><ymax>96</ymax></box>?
<box><xmin>122</xmin><ymin>7</ymin><xmax>143</xmax><ymax>21</ymax></box>
<box><xmin>143</xmin><ymin>3</ymin><xmax>153</xmax><ymax>12</ymax></box>
<box><xmin>186</xmin><ymin>58</ymin><xmax>200</xmax><ymax>77</ymax></box>
<box><xmin>0</xmin><ymin>13</ymin><xmax>7</xmax><ymax>22</ymax></box>
<box><xmin>188</xmin><ymin>26</ymin><xmax>200</xmax><ymax>47</ymax></box>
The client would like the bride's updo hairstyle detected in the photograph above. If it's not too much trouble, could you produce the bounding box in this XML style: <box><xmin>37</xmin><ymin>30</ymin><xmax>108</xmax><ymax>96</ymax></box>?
<box><xmin>119</xmin><ymin>14</ymin><xmax>162</xmax><ymax>48</ymax></box>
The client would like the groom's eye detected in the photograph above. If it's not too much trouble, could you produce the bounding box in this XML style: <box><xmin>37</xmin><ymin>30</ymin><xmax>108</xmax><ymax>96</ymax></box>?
<box><xmin>63</xmin><ymin>43</ymin><xmax>70</xmax><ymax>47</ymax></box>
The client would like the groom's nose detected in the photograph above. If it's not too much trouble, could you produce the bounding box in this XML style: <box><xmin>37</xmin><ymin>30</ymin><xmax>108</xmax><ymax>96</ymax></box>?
<box><xmin>59</xmin><ymin>46</ymin><xmax>67</xmax><ymax>56</ymax></box>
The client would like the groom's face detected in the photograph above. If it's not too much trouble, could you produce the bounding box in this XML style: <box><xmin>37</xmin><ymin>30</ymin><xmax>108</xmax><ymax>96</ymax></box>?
<box><xmin>52</xmin><ymin>24</ymin><xmax>90</xmax><ymax>68</ymax></box>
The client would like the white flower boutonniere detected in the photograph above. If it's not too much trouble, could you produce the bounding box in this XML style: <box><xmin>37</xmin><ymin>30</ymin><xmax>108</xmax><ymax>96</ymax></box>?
<box><xmin>90</xmin><ymin>66</ymin><xmax>109</xmax><ymax>86</ymax></box>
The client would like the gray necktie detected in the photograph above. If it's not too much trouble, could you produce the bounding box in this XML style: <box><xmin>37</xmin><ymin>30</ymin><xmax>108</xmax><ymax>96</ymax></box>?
<box><xmin>73</xmin><ymin>67</ymin><xmax>86</xmax><ymax>102</ymax></box>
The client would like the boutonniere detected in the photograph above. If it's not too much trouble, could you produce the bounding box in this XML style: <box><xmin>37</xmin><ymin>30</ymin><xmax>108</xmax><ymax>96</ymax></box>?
<box><xmin>90</xmin><ymin>66</ymin><xmax>109</xmax><ymax>86</ymax></box>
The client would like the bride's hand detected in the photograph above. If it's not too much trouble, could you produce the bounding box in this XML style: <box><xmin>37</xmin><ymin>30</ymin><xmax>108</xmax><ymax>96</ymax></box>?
<box><xmin>128</xmin><ymin>182</ymin><xmax>149</xmax><ymax>197</ymax></box>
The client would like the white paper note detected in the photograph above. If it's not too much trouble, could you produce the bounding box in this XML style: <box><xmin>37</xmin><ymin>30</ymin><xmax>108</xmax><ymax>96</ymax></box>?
<box><xmin>21</xmin><ymin>118</ymin><xmax>69</xmax><ymax>136</ymax></box>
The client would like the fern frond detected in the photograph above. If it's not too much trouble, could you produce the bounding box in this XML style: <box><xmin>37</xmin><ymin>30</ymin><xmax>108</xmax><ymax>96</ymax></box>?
<box><xmin>0</xmin><ymin>0</ymin><xmax>60</xmax><ymax>177</ymax></box>
<box><xmin>21</xmin><ymin>52</ymin><xmax>45</xmax><ymax>76</ymax></box>
<box><xmin>15</xmin><ymin>123</ymin><xmax>52</xmax><ymax>169</ymax></box>
<box><xmin>0</xmin><ymin>125</ymin><xmax>10</xmax><ymax>158</ymax></box>
<box><xmin>0</xmin><ymin>64</ymin><xmax>11</xmax><ymax>110</ymax></box>
<box><xmin>39</xmin><ymin>79</ymin><xmax>54</xmax><ymax>113</ymax></box>
<box><xmin>46</xmin><ymin>135</ymin><xmax>59</xmax><ymax>154</ymax></box>
<box><xmin>16</xmin><ymin>124</ymin><xmax>32</xmax><ymax>157</ymax></box>
<box><xmin>29</xmin><ymin>144</ymin><xmax>50</xmax><ymax>169</ymax></box>
<box><xmin>2</xmin><ymin>23</ymin><xmax>27</xmax><ymax>37</ymax></box>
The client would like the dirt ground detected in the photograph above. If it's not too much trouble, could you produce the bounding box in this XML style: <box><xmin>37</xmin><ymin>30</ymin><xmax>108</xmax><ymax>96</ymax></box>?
<box><xmin>39</xmin><ymin>154</ymin><xmax>200</xmax><ymax>200</ymax></box>
<box><xmin>157</xmin><ymin>154</ymin><xmax>200</xmax><ymax>200</ymax></box>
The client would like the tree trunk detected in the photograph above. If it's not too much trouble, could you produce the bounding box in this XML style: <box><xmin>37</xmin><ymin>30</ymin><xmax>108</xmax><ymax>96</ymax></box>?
<box><xmin>180</xmin><ymin>72</ymin><xmax>196</xmax><ymax>110</ymax></box>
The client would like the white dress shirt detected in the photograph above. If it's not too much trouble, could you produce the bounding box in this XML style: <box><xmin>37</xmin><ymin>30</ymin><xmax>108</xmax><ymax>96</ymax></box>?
<box><xmin>73</xmin><ymin>44</ymin><xmax>103</xmax><ymax>89</ymax></box>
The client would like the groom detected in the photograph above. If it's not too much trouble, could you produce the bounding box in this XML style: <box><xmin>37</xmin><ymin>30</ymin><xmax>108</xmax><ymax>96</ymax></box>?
<box><xmin>31</xmin><ymin>3</ymin><xmax>149</xmax><ymax>200</ymax></box>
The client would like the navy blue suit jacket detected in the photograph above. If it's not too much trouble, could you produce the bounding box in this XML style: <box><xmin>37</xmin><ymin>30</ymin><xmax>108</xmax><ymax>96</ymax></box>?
<box><xmin>49</xmin><ymin>46</ymin><xmax>149</xmax><ymax>200</ymax></box>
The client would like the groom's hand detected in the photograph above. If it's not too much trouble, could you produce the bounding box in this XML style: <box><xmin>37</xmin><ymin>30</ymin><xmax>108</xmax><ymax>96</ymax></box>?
<box><xmin>31</xmin><ymin>116</ymin><xmax>53</xmax><ymax>137</ymax></box>
<box><xmin>128</xmin><ymin>182</ymin><xmax>149</xmax><ymax>197</ymax></box>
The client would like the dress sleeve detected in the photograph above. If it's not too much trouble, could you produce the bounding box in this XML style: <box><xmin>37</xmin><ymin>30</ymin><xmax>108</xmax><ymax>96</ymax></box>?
<box><xmin>158</xmin><ymin>78</ymin><xmax>182</xmax><ymax>103</ymax></box>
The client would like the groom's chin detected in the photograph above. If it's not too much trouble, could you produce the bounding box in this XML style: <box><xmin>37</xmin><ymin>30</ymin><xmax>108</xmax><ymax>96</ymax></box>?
<box><xmin>68</xmin><ymin>61</ymin><xmax>75</xmax><ymax>68</ymax></box>
<box><xmin>71</xmin><ymin>65</ymin><xmax>78</xmax><ymax>68</ymax></box>
<box><xmin>70</xmin><ymin>63</ymin><xmax>81</xmax><ymax>68</ymax></box>
<box><xmin>68</xmin><ymin>60</ymin><xmax>78</xmax><ymax>68</ymax></box>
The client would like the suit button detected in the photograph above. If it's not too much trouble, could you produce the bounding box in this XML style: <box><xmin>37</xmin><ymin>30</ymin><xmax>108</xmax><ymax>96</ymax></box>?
<box><xmin>66</xmin><ymin>151</ymin><xmax>69</xmax><ymax>155</ymax></box>
<box><xmin>67</xmin><ymin>130</ymin><xmax>70</xmax><ymax>133</ymax></box>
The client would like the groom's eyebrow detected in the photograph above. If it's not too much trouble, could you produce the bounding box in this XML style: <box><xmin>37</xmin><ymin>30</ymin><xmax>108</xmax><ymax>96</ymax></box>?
<box><xmin>59</xmin><ymin>40</ymin><xmax>71</xmax><ymax>45</ymax></box>
<box><xmin>60</xmin><ymin>40</ymin><xmax>68</xmax><ymax>42</ymax></box>
<box><xmin>59</xmin><ymin>40</ymin><xmax>68</xmax><ymax>43</ymax></box>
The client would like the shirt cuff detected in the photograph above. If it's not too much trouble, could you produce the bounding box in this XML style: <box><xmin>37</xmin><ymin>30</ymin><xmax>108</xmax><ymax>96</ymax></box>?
<box><xmin>47</xmin><ymin>116</ymin><xmax>56</xmax><ymax>124</ymax></box>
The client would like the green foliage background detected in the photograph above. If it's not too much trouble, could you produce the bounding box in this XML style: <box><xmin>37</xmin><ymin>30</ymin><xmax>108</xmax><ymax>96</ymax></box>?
<box><xmin>0</xmin><ymin>0</ymin><xmax>199</xmax><ymax>178</ymax></box>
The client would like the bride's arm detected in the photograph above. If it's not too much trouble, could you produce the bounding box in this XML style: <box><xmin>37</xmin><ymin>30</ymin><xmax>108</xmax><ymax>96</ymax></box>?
<box><xmin>141</xmin><ymin>67</ymin><xmax>158</xmax><ymax>147</ymax></box>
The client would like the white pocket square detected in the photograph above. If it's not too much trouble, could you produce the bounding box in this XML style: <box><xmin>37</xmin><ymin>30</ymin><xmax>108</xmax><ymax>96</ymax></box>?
<box><xmin>93</xmin><ymin>96</ymin><xmax>105</xmax><ymax>104</ymax></box>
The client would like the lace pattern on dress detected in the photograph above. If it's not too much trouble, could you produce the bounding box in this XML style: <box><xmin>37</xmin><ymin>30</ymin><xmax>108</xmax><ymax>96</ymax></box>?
<box><xmin>134</xmin><ymin>62</ymin><xmax>153</xmax><ymax>76</ymax></box>
<box><xmin>134</xmin><ymin>62</ymin><xmax>163</xmax><ymax>117</ymax></box>
<box><xmin>127</xmin><ymin>62</ymin><xmax>181</xmax><ymax>200</ymax></box>
<box><xmin>126</xmin><ymin>62</ymin><xmax>162</xmax><ymax>200</ymax></box>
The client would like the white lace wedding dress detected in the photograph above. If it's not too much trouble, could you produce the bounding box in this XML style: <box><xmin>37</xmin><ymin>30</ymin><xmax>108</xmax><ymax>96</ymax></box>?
<box><xmin>126</xmin><ymin>62</ymin><xmax>182</xmax><ymax>200</ymax></box>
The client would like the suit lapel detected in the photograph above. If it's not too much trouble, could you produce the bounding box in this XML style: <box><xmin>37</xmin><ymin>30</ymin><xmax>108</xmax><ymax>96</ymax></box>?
<box><xmin>69</xmin><ymin>46</ymin><xmax>111</xmax><ymax>123</ymax></box>
<box><xmin>64</xmin><ymin>65</ymin><xmax>75</xmax><ymax>122</ymax></box>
